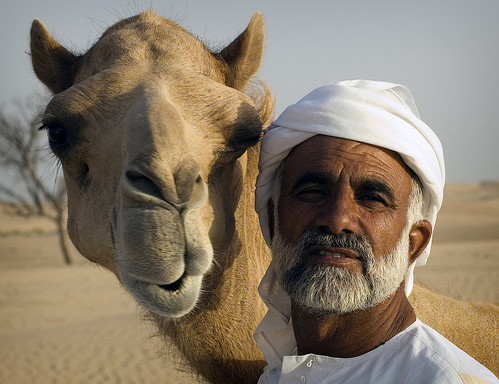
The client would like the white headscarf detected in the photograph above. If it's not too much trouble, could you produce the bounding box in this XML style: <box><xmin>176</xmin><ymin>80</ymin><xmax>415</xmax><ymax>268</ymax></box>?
<box><xmin>254</xmin><ymin>80</ymin><xmax>445</xmax><ymax>374</ymax></box>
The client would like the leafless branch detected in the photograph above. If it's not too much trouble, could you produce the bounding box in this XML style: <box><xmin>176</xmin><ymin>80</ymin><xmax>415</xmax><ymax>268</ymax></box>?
<box><xmin>0</xmin><ymin>98</ymin><xmax>72</xmax><ymax>264</ymax></box>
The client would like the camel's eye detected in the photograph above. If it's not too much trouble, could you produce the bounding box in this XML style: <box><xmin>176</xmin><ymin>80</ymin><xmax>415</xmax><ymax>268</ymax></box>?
<box><xmin>39</xmin><ymin>123</ymin><xmax>68</xmax><ymax>152</ymax></box>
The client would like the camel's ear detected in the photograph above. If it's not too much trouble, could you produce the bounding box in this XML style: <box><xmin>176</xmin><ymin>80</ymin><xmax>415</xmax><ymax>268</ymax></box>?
<box><xmin>218</xmin><ymin>12</ymin><xmax>265</xmax><ymax>91</ymax></box>
<box><xmin>30</xmin><ymin>19</ymin><xmax>80</xmax><ymax>94</ymax></box>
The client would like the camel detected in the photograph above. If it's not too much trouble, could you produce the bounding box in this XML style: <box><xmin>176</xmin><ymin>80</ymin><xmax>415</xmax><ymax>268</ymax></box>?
<box><xmin>30</xmin><ymin>10</ymin><xmax>498</xmax><ymax>383</ymax></box>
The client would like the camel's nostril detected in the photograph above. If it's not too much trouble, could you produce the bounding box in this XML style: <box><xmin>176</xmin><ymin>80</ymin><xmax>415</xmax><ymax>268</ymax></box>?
<box><xmin>125</xmin><ymin>169</ymin><xmax>150</xmax><ymax>183</ymax></box>
<box><xmin>125</xmin><ymin>169</ymin><xmax>163</xmax><ymax>201</ymax></box>
<box><xmin>123</xmin><ymin>160</ymin><xmax>206</xmax><ymax>210</ymax></box>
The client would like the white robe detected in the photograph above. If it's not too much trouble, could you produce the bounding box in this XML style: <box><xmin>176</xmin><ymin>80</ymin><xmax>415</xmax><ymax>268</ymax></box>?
<box><xmin>257</xmin><ymin>319</ymin><xmax>498</xmax><ymax>384</ymax></box>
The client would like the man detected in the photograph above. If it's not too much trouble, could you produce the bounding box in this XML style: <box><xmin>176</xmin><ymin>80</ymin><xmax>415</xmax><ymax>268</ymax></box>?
<box><xmin>254</xmin><ymin>80</ymin><xmax>498</xmax><ymax>383</ymax></box>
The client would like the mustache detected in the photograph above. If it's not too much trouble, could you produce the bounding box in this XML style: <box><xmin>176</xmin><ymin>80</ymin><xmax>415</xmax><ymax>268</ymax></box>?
<box><xmin>297</xmin><ymin>228</ymin><xmax>373</xmax><ymax>261</ymax></box>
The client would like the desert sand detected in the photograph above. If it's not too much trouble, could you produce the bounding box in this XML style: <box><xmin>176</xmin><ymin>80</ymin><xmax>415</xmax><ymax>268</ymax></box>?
<box><xmin>1</xmin><ymin>182</ymin><xmax>498</xmax><ymax>383</ymax></box>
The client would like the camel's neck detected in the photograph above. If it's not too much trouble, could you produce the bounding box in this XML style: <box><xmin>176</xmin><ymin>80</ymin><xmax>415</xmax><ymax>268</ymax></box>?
<box><xmin>156</xmin><ymin>144</ymin><xmax>270</xmax><ymax>384</ymax></box>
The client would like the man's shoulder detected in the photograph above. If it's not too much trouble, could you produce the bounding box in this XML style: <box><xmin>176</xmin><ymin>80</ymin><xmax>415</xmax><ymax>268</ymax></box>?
<box><xmin>405</xmin><ymin>320</ymin><xmax>479</xmax><ymax>363</ymax></box>
<box><xmin>396</xmin><ymin>320</ymin><xmax>498</xmax><ymax>383</ymax></box>
<box><xmin>257</xmin><ymin>320</ymin><xmax>498</xmax><ymax>384</ymax></box>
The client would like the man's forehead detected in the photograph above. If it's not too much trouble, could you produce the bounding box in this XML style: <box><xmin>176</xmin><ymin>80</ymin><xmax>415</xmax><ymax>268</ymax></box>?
<box><xmin>286</xmin><ymin>135</ymin><xmax>408</xmax><ymax>170</ymax></box>
<box><xmin>282</xmin><ymin>134</ymin><xmax>413</xmax><ymax>187</ymax></box>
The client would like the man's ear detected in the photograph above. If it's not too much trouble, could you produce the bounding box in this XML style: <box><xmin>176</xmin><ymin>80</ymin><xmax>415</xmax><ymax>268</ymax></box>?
<box><xmin>267</xmin><ymin>199</ymin><xmax>275</xmax><ymax>241</ymax></box>
<box><xmin>408</xmin><ymin>220</ymin><xmax>432</xmax><ymax>265</ymax></box>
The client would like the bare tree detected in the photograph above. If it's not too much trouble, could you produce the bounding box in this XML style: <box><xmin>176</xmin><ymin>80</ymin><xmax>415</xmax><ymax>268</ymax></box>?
<box><xmin>0</xmin><ymin>98</ymin><xmax>72</xmax><ymax>264</ymax></box>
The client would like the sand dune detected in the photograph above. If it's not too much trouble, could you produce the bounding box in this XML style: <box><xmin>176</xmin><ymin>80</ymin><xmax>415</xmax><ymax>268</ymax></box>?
<box><xmin>0</xmin><ymin>183</ymin><xmax>498</xmax><ymax>383</ymax></box>
<box><xmin>415</xmin><ymin>182</ymin><xmax>499</xmax><ymax>303</ymax></box>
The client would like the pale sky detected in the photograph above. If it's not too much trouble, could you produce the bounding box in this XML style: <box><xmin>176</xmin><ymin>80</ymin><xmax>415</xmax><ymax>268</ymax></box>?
<box><xmin>1</xmin><ymin>0</ymin><xmax>498</xmax><ymax>183</ymax></box>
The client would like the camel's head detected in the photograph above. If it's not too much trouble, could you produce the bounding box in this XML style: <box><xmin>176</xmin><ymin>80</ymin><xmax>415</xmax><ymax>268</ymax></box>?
<box><xmin>30</xmin><ymin>11</ymin><xmax>270</xmax><ymax>317</ymax></box>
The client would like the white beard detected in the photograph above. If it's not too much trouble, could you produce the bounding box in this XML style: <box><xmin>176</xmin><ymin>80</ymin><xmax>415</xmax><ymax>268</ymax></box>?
<box><xmin>271</xmin><ymin>225</ymin><xmax>411</xmax><ymax>315</ymax></box>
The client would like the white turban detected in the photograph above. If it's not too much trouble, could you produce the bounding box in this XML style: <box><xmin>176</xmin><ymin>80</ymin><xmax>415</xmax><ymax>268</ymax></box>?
<box><xmin>255</xmin><ymin>79</ymin><xmax>445</xmax><ymax>296</ymax></box>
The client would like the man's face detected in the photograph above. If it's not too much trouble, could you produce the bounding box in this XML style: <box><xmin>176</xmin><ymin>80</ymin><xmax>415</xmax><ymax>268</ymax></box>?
<box><xmin>273</xmin><ymin>135</ymin><xmax>416</xmax><ymax>313</ymax></box>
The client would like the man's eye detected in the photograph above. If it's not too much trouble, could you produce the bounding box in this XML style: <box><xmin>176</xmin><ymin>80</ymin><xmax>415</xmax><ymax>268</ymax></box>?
<box><xmin>358</xmin><ymin>194</ymin><xmax>387</xmax><ymax>206</ymax></box>
<box><xmin>295</xmin><ymin>188</ymin><xmax>327</xmax><ymax>202</ymax></box>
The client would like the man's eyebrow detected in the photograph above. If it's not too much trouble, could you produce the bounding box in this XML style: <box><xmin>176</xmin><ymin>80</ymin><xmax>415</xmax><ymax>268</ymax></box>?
<box><xmin>291</xmin><ymin>171</ymin><xmax>333</xmax><ymax>190</ymax></box>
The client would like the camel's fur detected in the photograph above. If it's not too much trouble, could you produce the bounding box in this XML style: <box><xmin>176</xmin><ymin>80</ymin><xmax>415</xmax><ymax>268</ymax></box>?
<box><xmin>30</xmin><ymin>11</ymin><xmax>498</xmax><ymax>382</ymax></box>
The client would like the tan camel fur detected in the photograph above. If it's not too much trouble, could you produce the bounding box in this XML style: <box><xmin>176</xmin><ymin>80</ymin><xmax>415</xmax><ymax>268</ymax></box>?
<box><xmin>30</xmin><ymin>11</ymin><xmax>498</xmax><ymax>382</ymax></box>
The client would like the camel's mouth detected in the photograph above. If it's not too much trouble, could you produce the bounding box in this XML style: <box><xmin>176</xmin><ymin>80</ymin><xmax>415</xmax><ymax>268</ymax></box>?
<box><xmin>119</xmin><ymin>270</ymin><xmax>204</xmax><ymax>318</ymax></box>
<box><xmin>158</xmin><ymin>274</ymin><xmax>185</xmax><ymax>292</ymax></box>
<box><xmin>111</xmin><ymin>204</ymin><xmax>213</xmax><ymax>318</ymax></box>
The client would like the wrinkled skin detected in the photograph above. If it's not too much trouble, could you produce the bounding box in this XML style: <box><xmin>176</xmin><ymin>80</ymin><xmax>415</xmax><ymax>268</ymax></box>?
<box><xmin>30</xmin><ymin>11</ymin><xmax>498</xmax><ymax>382</ymax></box>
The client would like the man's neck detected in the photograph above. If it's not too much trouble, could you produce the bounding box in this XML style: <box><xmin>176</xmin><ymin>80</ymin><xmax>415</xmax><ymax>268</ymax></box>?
<box><xmin>291</xmin><ymin>285</ymin><xmax>416</xmax><ymax>358</ymax></box>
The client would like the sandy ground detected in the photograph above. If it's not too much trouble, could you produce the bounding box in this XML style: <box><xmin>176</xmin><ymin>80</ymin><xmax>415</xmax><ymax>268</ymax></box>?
<box><xmin>0</xmin><ymin>182</ymin><xmax>498</xmax><ymax>383</ymax></box>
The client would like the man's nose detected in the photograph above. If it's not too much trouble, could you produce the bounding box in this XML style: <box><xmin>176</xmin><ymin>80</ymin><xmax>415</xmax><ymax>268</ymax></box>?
<box><xmin>314</xmin><ymin>191</ymin><xmax>360</xmax><ymax>234</ymax></box>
